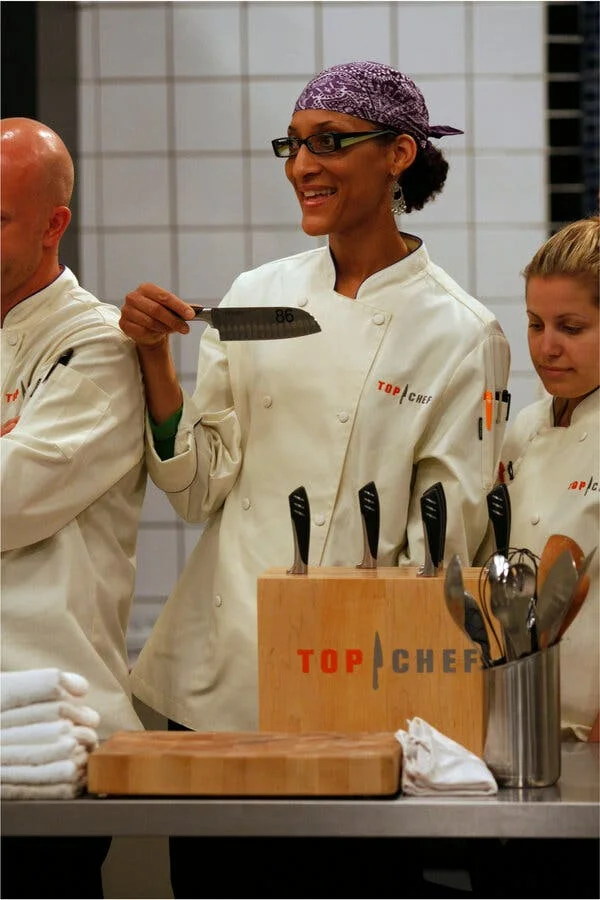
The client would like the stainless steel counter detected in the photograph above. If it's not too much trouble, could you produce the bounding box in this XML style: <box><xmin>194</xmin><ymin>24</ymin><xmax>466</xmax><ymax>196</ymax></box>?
<box><xmin>2</xmin><ymin>743</ymin><xmax>598</xmax><ymax>839</ymax></box>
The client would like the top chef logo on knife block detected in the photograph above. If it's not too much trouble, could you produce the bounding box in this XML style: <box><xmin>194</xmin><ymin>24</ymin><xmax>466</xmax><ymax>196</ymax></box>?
<box><xmin>258</xmin><ymin>482</ymin><xmax>487</xmax><ymax>756</ymax></box>
<box><xmin>189</xmin><ymin>305</ymin><xmax>321</xmax><ymax>341</ymax></box>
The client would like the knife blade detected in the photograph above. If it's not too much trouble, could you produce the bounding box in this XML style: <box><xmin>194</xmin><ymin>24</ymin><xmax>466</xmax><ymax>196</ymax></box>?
<box><xmin>486</xmin><ymin>484</ymin><xmax>511</xmax><ymax>558</ymax></box>
<box><xmin>418</xmin><ymin>482</ymin><xmax>447</xmax><ymax>576</ymax></box>
<box><xmin>190</xmin><ymin>305</ymin><xmax>321</xmax><ymax>341</ymax></box>
<box><xmin>287</xmin><ymin>486</ymin><xmax>311</xmax><ymax>575</ymax></box>
<box><xmin>372</xmin><ymin>631</ymin><xmax>384</xmax><ymax>690</ymax></box>
<box><xmin>357</xmin><ymin>481</ymin><xmax>380</xmax><ymax>569</ymax></box>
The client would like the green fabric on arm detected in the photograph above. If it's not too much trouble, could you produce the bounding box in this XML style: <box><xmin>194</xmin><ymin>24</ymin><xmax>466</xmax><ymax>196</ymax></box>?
<box><xmin>149</xmin><ymin>407</ymin><xmax>183</xmax><ymax>461</ymax></box>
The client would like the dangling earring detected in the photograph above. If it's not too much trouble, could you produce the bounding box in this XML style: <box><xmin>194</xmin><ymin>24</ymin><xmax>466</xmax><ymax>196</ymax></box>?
<box><xmin>391</xmin><ymin>182</ymin><xmax>406</xmax><ymax>216</ymax></box>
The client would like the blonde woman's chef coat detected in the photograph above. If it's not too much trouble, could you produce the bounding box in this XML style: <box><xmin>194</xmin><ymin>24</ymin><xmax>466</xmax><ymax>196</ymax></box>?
<box><xmin>477</xmin><ymin>390</ymin><xmax>599</xmax><ymax>740</ymax></box>
<box><xmin>1</xmin><ymin>268</ymin><xmax>147</xmax><ymax>739</ymax></box>
<box><xmin>131</xmin><ymin>239</ymin><xmax>510</xmax><ymax>731</ymax></box>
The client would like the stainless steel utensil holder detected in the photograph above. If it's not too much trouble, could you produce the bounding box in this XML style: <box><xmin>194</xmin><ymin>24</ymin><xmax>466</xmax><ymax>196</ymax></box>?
<box><xmin>483</xmin><ymin>643</ymin><xmax>561</xmax><ymax>788</ymax></box>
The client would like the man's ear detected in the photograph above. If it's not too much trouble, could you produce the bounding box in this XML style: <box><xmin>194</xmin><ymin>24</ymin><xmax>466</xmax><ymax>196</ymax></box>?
<box><xmin>43</xmin><ymin>206</ymin><xmax>71</xmax><ymax>248</ymax></box>
<box><xmin>391</xmin><ymin>134</ymin><xmax>418</xmax><ymax>177</ymax></box>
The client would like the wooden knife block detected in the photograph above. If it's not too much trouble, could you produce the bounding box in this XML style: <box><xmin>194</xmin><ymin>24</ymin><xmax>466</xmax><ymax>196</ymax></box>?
<box><xmin>257</xmin><ymin>566</ymin><xmax>488</xmax><ymax>756</ymax></box>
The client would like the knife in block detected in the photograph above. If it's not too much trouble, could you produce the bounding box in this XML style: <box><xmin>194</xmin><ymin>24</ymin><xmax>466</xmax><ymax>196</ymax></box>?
<box><xmin>486</xmin><ymin>483</ymin><xmax>511</xmax><ymax>558</ymax></box>
<box><xmin>287</xmin><ymin>486</ymin><xmax>310</xmax><ymax>575</ymax></box>
<box><xmin>357</xmin><ymin>481</ymin><xmax>380</xmax><ymax>569</ymax></box>
<box><xmin>418</xmin><ymin>481</ymin><xmax>447</xmax><ymax>577</ymax></box>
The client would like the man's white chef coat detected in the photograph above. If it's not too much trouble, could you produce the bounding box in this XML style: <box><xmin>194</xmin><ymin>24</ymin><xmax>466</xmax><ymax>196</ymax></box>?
<box><xmin>1</xmin><ymin>268</ymin><xmax>147</xmax><ymax>739</ymax></box>
<box><xmin>478</xmin><ymin>390</ymin><xmax>599</xmax><ymax>740</ymax></box>
<box><xmin>131</xmin><ymin>239</ymin><xmax>510</xmax><ymax>730</ymax></box>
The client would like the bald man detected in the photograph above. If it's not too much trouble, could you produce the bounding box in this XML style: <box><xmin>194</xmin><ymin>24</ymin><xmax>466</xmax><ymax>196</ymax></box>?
<box><xmin>1</xmin><ymin>119</ymin><xmax>147</xmax><ymax>898</ymax></box>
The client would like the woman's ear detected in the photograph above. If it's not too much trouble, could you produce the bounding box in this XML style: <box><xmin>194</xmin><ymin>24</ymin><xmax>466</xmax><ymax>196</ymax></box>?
<box><xmin>391</xmin><ymin>134</ymin><xmax>418</xmax><ymax>177</ymax></box>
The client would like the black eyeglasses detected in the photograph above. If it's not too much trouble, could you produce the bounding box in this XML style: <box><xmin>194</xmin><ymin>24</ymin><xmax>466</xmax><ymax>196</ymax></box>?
<box><xmin>271</xmin><ymin>130</ymin><xmax>396</xmax><ymax>158</ymax></box>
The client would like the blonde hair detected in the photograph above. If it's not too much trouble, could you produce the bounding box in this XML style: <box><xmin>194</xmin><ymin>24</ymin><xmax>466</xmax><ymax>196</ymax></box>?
<box><xmin>523</xmin><ymin>216</ymin><xmax>600</xmax><ymax>305</ymax></box>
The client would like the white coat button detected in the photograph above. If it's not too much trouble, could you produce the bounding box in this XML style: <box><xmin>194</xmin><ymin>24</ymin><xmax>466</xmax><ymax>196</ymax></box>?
<box><xmin>242</xmin><ymin>498</ymin><xmax>251</xmax><ymax>510</ymax></box>
<box><xmin>314</xmin><ymin>513</ymin><xmax>326</xmax><ymax>526</ymax></box>
<box><xmin>579</xmin><ymin>432</ymin><xmax>588</xmax><ymax>442</ymax></box>
<box><xmin>338</xmin><ymin>411</ymin><xmax>349</xmax><ymax>423</ymax></box>
<box><xmin>531</xmin><ymin>514</ymin><xmax>540</xmax><ymax>525</ymax></box>
<box><xmin>263</xmin><ymin>396</ymin><xmax>272</xmax><ymax>408</ymax></box>
<box><xmin>7</xmin><ymin>334</ymin><xmax>18</xmax><ymax>346</ymax></box>
<box><xmin>297</xmin><ymin>297</ymin><xmax>308</xmax><ymax>308</ymax></box>
<box><xmin>215</xmin><ymin>595</ymin><xmax>223</xmax><ymax>608</ymax></box>
<box><xmin>372</xmin><ymin>313</ymin><xmax>385</xmax><ymax>326</ymax></box>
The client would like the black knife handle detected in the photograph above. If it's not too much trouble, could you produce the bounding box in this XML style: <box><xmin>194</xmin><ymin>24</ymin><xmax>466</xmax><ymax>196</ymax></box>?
<box><xmin>357</xmin><ymin>481</ymin><xmax>380</xmax><ymax>569</ymax></box>
<box><xmin>486</xmin><ymin>484</ymin><xmax>511</xmax><ymax>558</ymax></box>
<box><xmin>287</xmin><ymin>486</ymin><xmax>310</xmax><ymax>574</ymax></box>
<box><xmin>419</xmin><ymin>482</ymin><xmax>446</xmax><ymax>575</ymax></box>
<box><xmin>434</xmin><ymin>482</ymin><xmax>447</xmax><ymax>564</ymax></box>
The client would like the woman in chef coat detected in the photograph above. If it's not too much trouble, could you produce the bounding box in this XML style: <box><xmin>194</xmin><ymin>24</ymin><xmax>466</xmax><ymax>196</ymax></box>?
<box><xmin>120</xmin><ymin>61</ymin><xmax>510</xmax><ymax>897</ymax></box>
<box><xmin>472</xmin><ymin>215</ymin><xmax>599</xmax><ymax>899</ymax></box>
<box><xmin>479</xmin><ymin>215</ymin><xmax>600</xmax><ymax>742</ymax></box>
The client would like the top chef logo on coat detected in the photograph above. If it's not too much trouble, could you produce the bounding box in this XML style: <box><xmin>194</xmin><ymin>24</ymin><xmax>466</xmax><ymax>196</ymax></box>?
<box><xmin>296</xmin><ymin>632</ymin><xmax>480</xmax><ymax>689</ymax></box>
<box><xmin>568</xmin><ymin>474</ymin><xmax>598</xmax><ymax>495</ymax></box>
<box><xmin>377</xmin><ymin>379</ymin><xmax>433</xmax><ymax>406</ymax></box>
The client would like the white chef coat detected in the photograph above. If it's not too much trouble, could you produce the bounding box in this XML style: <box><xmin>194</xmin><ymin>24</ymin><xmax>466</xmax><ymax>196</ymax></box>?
<box><xmin>1</xmin><ymin>268</ymin><xmax>147</xmax><ymax>739</ymax></box>
<box><xmin>477</xmin><ymin>389</ymin><xmax>599</xmax><ymax>740</ymax></box>
<box><xmin>131</xmin><ymin>237</ymin><xmax>510</xmax><ymax>730</ymax></box>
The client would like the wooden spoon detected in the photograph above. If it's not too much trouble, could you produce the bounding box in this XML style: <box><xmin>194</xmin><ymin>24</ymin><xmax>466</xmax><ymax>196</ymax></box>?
<box><xmin>554</xmin><ymin>546</ymin><xmax>597</xmax><ymax>642</ymax></box>
<box><xmin>537</xmin><ymin>534</ymin><xmax>585</xmax><ymax>592</ymax></box>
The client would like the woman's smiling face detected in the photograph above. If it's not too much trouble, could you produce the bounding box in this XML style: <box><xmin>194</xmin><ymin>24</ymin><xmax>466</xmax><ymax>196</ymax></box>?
<box><xmin>283</xmin><ymin>109</ymin><xmax>404</xmax><ymax>239</ymax></box>
<box><xmin>526</xmin><ymin>274</ymin><xmax>599</xmax><ymax>399</ymax></box>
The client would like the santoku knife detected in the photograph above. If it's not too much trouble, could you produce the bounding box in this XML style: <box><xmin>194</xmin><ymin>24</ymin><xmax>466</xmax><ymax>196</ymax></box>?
<box><xmin>357</xmin><ymin>481</ymin><xmax>380</xmax><ymax>569</ymax></box>
<box><xmin>190</xmin><ymin>305</ymin><xmax>321</xmax><ymax>341</ymax></box>
<box><xmin>287</xmin><ymin>486</ymin><xmax>311</xmax><ymax>575</ymax></box>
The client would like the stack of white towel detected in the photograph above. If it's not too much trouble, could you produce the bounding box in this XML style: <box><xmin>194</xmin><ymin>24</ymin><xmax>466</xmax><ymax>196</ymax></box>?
<box><xmin>1</xmin><ymin>669</ymin><xmax>101</xmax><ymax>799</ymax></box>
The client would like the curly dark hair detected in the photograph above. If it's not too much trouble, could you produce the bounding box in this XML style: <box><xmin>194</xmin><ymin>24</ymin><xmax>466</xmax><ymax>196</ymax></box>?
<box><xmin>373</xmin><ymin>125</ymin><xmax>450</xmax><ymax>212</ymax></box>
<box><xmin>400</xmin><ymin>142</ymin><xmax>449</xmax><ymax>212</ymax></box>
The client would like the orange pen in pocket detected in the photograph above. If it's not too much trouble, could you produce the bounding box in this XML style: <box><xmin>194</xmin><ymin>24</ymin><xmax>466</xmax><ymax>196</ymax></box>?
<box><xmin>484</xmin><ymin>390</ymin><xmax>493</xmax><ymax>431</ymax></box>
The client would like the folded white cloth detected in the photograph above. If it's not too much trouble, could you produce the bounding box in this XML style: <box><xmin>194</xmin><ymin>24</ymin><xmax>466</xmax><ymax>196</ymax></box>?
<box><xmin>1</xmin><ymin>781</ymin><xmax>85</xmax><ymax>800</ymax></box>
<box><xmin>1</xmin><ymin>737</ymin><xmax>90</xmax><ymax>767</ymax></box>
<box><xmin>395</xmin><ymin>717</ymin><xmax>498</xmax><ymax>796</ymax></box>
<box><xmin>1</xmin><ymin>719</ymin><xmax>73</xmax><ymax>745</ymax></box>
<box><xmin>0</xmin><ymin>758</ymin><xmax>87</xmax><ymax>785</ymax></box>
<box><xmin>1</xmin><ymin>700</ymin><xmax>100</xmax><ymax>730</ymax></box>
<box><xmin>1</xmin><ymin>720</ymin><xmax>98</xmax><ymax>750</ymax></box>
<box><xmin>1</xmin><ymin>669</ymin><xmax>89</xmax><ymax>711</ymax></box>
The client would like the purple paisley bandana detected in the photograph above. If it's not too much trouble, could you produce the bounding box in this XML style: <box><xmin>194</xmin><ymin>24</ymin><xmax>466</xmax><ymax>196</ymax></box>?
<box><xmin>294</xmin><ymin>61</ymin><xmax>463</xmax><ymax>147</ymax></box>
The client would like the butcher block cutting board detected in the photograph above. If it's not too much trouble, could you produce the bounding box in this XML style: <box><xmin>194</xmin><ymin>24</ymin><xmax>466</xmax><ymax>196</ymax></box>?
<box><xmin>87</xmin><ymin>730</ymin><xmax>402</xmax><ymax>797</ymax></box>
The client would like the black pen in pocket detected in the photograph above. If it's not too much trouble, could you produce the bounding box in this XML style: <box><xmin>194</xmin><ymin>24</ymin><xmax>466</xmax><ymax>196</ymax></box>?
<box><xmin>29</xmin><ymin>348</ymin><xmax>74</xmax><ymax>398</ymax></box>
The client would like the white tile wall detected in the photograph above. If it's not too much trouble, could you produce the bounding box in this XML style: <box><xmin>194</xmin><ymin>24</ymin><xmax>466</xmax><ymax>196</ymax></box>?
<box><xmin>100</xmin><ymin>84</ymin><xmax>170</xmax><ymax>153</ymax></box>
<box><xmin>322</xmin><ymin>3</ymin><xmax>393</xmax><ymax>65</ymax></box>
<box><xmin>176</xmin><ymin>157</ymin><xmax>245</xmax><ymax>226</ymax></box>
<box><xmin>172</xmin><ymin>4</ymin><xmax>242</xmax><ymax>77</ymax></box>
<box><xmin>472</xmin><ymin>2</ymin><xmax>545</xmax><ymax>75</ymax></box>
<box><xmin>98</xmin><ymin>5</ymin><xmax>168</xmax><ymax>78</ymax></box>
<box><xmin>100</xmin><ymin>157</ymin><xmax>171</xmax><ymax>227</ymax></box>
<box><xmin>397</xmin><ymin>3</ymin><xmax>467</xmax><ymax>75</ymax></box>
<box><xmin>248</xmin><ymin>80</ymin><xmax>310</xmax><ymax>149</ymax></box>
<box><xmin>247</xmin><ymin>2</ymin><xmax>316</xmax><ymax>74</ymax></box>
<box><xmin>174</xmin><ymin>83</ymin><xmax>244</xmax><ymax>152</ymax></box>
<box><xmin>77</xmin><ymin>0</ymin><xmax>549</xmax><ymax>651</ymax></box>
<box><xmin>103</xmin><ymin>233</ymin><xmax>174</xmax><ymax>303</ymax></box>
<box><xmin>474</xmin><ymin>154</ymin><xmax>547</xmax><ymax>223</ymax></box>
<box><xmin>177</xmin><ymin>231</ymin><xmax>246</xmax><ymax>302</ymax></box>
